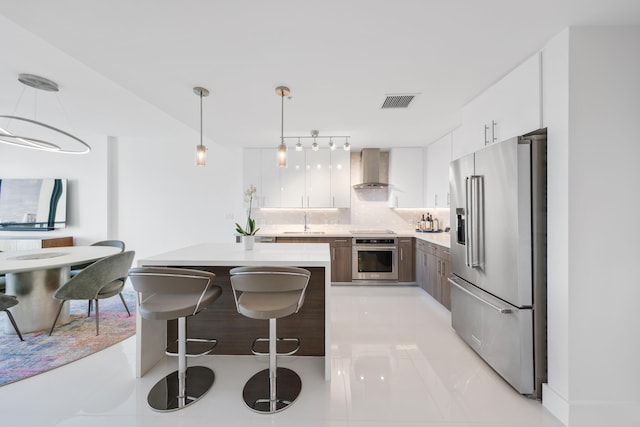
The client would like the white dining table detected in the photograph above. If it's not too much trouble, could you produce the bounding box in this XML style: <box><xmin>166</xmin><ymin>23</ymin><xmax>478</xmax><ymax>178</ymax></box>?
<box><xmin>0</xmin><ymin>246</ymin><xmax>121</xmax><ymax>333</ymax></box>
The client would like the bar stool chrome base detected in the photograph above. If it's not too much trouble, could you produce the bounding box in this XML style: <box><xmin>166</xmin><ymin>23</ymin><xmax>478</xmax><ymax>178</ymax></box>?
<box><xmin>242</xmin><ymin>367</ymin><xmax>302</xmax><ymax>413</ymax></box>
<box><xmin>147</xmin><ymin>366</ymin><xmax>214</xmax><ymax>412</ymax></box>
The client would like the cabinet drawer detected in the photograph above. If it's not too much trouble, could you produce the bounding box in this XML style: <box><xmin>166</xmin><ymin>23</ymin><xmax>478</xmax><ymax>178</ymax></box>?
<box><xmin>427</xmin><ymin>243</ymin><xmax>438</xmax><ymax>255</ymax></box>
<box><xmin>436</xmin><ymin>247</ymin><xmax>450</xmax><ymax>261</ymax></box>
<box><xmin>330</xmin><ymin>238</ymin><xmax>351</xmax><ymax>247</ymax></box>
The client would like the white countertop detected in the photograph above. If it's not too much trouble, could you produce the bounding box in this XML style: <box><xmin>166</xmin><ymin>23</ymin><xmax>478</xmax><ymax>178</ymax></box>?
<box><xmin>138</xmin><ymin>242</ymin><xmax>331</xmax><ymax>267</ymax></box>
<box><xmin>256</xmin><ymin>228</ymin><xmax>451</xmax><ymax>249</ymax></box>
<box><xmin>411</xmin><ymin>231</ymin><xmax>451</xmax><ymax>248</ymax></box>
<box><xmin>0</xmin><ymin>246</ymin><xmax>122</xmax><ymax>274</ymax></box>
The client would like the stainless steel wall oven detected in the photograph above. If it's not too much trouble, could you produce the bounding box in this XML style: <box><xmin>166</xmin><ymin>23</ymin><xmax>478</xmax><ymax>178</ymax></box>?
<box><xmin>352</xmin><ymin>237</ymin><xmax>398</xmax><ymax>281</ymax></box>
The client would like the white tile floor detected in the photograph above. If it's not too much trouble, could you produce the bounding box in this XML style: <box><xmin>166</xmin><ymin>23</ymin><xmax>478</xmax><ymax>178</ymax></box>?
<box><xmin>0</xmin><ymin>286</ymin><xmax>564</xmax><ymax>426</ymax></box>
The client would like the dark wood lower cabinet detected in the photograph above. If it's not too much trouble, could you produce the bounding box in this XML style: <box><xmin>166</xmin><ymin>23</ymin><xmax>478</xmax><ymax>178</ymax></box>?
<box><xmin>398</xmin><ymin>238</ymin><xmax>415</xmax><ymax>282</ymax></box>
<box><xmin>416</xmin><ymin>239</ymin><xmax>450</xmax><ymax>310</ymax></box>
<box><xmin>330</xmin><ymin>239</ymin><xmax>352</xmax><ymax>282</ymax></box>
<box><xmin>166</xmin><ymin>266</ymin><xmax>326</xmax><ymax>356</ymax></box>
<box><xmin>277</xmin><ymin>237</ymin><xmax>352</xmax><ymax>283</ymax></box>
<box><xmin>439</xmin><ymin>251</ymin><xmax>451</xmax><ymax>309</ymax></box>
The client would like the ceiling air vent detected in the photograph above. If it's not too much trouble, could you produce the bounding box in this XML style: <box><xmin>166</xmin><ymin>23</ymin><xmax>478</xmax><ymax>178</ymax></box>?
<box><xmin>381</xmin><ymin>94</ymin><xmax>416</xmax><ymax>109</ymax></box>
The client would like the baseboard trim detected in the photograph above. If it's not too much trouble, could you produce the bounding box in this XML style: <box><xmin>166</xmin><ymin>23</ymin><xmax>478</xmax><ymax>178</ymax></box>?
<box><xmin>542</xmin><ymin>383</ymin><xmax>569</xmax><ymax>426</ymax></box>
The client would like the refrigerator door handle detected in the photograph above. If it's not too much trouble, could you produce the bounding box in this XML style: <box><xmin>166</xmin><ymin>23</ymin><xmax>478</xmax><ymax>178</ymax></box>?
<box><xmin>465</xmin><ymin>177</ymin><xmax>472</xmax><ymax>267</ymax></box>
<box><xmin>466</xmin><ymin>175</ymin><xmax>484</xmax><ymax>268</ymax></box>
<box><xmin>449</xmin><ymin>277</ymin><xmax>512</xmax><ymax>314</ymax></box>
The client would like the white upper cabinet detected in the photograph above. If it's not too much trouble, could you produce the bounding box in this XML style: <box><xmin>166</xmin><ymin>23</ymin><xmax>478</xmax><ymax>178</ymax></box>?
<box><xmin>453</xmin><ymin>52</ymin><xmax>542</xmax><ymax>160</ymax></box>
<box><xmin>330</xmin><ymin>149</ymin><xmax>351</xmax><ymax>208</ymax></box>
<box><xmin>425</xmin><ymin>133</ymin><xmax>452</xmax><ymax>208</ymax></box>
<box><xmin>259</xmin><ymin>148</ymin><xmax>282</xmax><ymax>208</ymax></box>
<box><xmin>243</xmin><ymin>147</ymin><xmax>350</xmax><ymax>208</ymax></box>
<box><xmin>243</xmin><ymin>148</ymin><xmax>281</xmax><ymax>208</ymax></box>
<box><xmin>388</xmin><ymin>147</ymin><xmax>425</xmax><ymax>208</ymax></box>
<box><xmin>305</xmin><ymin>149</ymin><xmax>331</xmax><ymax>208</ymax></box>
<box><xmin>280</xmin><ymin>149</ymin><xmax>306</xmax><ymax>208</ymax></box>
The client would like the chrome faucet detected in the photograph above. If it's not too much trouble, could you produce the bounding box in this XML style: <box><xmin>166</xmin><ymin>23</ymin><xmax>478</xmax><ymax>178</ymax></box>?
<box><xmin>304</xmin><ymin>212</ymin><xmax>310</xmax><ymax>231</ymax></box>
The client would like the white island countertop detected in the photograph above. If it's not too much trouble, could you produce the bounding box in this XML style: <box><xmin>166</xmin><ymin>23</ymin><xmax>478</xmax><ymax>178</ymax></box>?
<box><xmin>139</xmin><ymin>242</ymin><xmax>331</xmax><ymax>267</ymax></box>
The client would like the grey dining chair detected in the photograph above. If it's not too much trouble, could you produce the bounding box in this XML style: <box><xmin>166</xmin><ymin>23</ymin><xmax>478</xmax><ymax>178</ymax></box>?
<box><xmin>70</xmin><ymin>240</ymin><xmax>126</xmax><ymax>277</ymax></box>
<box><xmin>0</xmin><ymin>294</ymin><xmax>24</xmax><ymax>341</ymax></box>
<box><xmin>229</xmin><ymin>266</ymin><xmax>311</xmax><ymax>413</ymax></box>
<box><xmin>48</xmin><ymin>250</ymin><xmax>135</xmax><ymax>336</ymax></box>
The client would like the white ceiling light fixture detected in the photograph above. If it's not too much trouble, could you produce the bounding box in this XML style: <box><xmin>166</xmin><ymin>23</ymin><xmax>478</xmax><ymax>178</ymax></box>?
<box><xmin>193</xmin><ymin>86</ymin><xmax>209</xmax><ymax>167</ymax></box>
<box><xmin>283</xmin><ymin>129</ymin><xmax>351</xmax><ymax>151</ymax></box>
<box><xmin>276</xmin><ymin>85</ymin><xmax>290</xmax><ymax>168</ymax></box>
<box><xmin>0</xmin><ymin>73</ymin><xmax>91</xmax><ymax>154</ymax></box>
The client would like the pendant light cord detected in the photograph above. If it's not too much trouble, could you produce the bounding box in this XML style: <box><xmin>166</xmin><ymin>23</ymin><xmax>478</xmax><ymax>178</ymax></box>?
<box><xmin>280</xmin><ymin>91</ymin><xmax>284</xmax><ymax>143</ymax></box>
<box><xmin>200</xmin><ymin>91</ymin><xmax>203</xmax><ymax>147</ymax></box>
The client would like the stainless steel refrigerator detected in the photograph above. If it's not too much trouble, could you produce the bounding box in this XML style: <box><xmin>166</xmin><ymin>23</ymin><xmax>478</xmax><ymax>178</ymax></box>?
<box><xmin>448</xmin><ymin>130</ymin><xmax>547</xmax><ymax>398</ymax></box>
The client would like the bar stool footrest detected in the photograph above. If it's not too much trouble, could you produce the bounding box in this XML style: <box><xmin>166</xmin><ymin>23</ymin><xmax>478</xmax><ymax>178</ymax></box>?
<box><xmin>251</xmin><ymin>337</ymin><xmax>300</xmax><ymax>357</ymax></box>
<box><xmin>166</xmin><ymin>338</ymin><xmax>218</xmax><ymax>357</ymax></box>
<box><xmin>147</xmin><ymin>366</ymin><xmax>215</xmax><ymax>412</ymax></box>
<box><xmin>242</xmin><ymin>367</ymin><xmax>301</xmax><ymax>413</ymax></box>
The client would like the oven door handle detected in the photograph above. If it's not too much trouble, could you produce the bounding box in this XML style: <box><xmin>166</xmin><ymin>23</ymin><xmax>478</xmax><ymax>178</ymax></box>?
<box><xmin>353</xmin><ymin>246</ymin><xmax>397</xmax><ymax>251</ymax></box>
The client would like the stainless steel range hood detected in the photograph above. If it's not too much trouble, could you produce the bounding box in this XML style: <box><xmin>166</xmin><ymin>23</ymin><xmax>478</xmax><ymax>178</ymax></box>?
<box><xmin>353</xmin><ymin>148</ymin><xmax>389</xmax><ymax>189</ymax></box>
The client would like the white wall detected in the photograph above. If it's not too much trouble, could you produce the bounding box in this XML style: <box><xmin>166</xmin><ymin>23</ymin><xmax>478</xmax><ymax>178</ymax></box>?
<box><xmin>0</xmin><ymin>137</ymin><xmax>108</xmax><ymax>245</ymax></box>
<box><xmin>114</xmin><ymin>135</ymin><xmax>242</xmax><ymax>260</ymax></box>
<box><xmin>0</xmin><ymin>133</ymin><xmax>243</xmax><ymax>259</ymax></box>
<box><xmin>541</xmin><ymin>28</ymin><xmax>571</xmax><ymax>424</ymax></box>
<box><xmin>543</xmin><ymin>27</ymin><xmax>640</xmax><ymax>426</ymax></box>
<box><xmin>568</xmin><ymin>26</ymin><xmax>640</xmax><ymax>426</ymax></box>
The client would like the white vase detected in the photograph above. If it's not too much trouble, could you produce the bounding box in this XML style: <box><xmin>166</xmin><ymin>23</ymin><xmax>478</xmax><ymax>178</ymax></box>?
<box><xmin>243</xmin><ymin>235</ymin><xmax>255</xmax><ymax>250</ymax></box>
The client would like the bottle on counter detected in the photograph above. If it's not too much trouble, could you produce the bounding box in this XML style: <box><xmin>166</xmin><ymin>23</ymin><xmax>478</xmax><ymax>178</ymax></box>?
<box><xmin>420</xmin><ymin>214</ymin><xmax>426</xmax><ymax>231</ymax></box>
<box><xmin>426</xmin><ymin>213</ymin><xmax>432</xmax><ymax>231</ymax></box>
<box><xmin>433</xmin><ymin>216</ymin><xmax>439</xmax><ymax>232</ymax></box>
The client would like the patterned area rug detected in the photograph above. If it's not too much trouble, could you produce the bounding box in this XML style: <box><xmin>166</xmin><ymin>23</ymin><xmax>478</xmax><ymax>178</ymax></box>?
<box><xmin>0</xmin><ymin>288</ymin><xmax>136</xmax><ymax>387</ymax></box>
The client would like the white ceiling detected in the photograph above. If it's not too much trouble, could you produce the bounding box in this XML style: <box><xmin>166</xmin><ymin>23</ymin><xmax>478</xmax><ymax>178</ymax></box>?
<box><xmin>1</xmin><ymin>0</ymin><xmax>640</xmax><ymax>150</ymax></box>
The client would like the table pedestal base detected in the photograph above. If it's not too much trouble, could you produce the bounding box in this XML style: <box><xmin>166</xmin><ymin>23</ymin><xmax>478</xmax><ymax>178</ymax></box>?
<box><xmin>4</xmin><ymin>267</ymin><xmax>70</xmax><ymax>334</ymax></box>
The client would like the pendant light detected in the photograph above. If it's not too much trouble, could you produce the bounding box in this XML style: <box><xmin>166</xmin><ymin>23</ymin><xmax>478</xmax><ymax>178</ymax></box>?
<box><xmin>276</xmin><ymin>86</ymin><xmax>290</xmax><ymax>168</ymax></box>
<box><xmin>193</xmin><ymin>86</ymin><xmax>209</xmax><ymax>167</ymax></box>
<box><xmin>0</xmin><ymin>74</ymin><xmax>91</xmax><ymax>154</ymax></box>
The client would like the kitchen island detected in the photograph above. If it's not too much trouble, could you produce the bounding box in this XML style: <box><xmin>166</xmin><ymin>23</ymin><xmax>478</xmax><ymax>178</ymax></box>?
<box><xmin>135</xmin><ymin>242</ymin><xmax>332</xmax><ymax>380</ymax></box>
